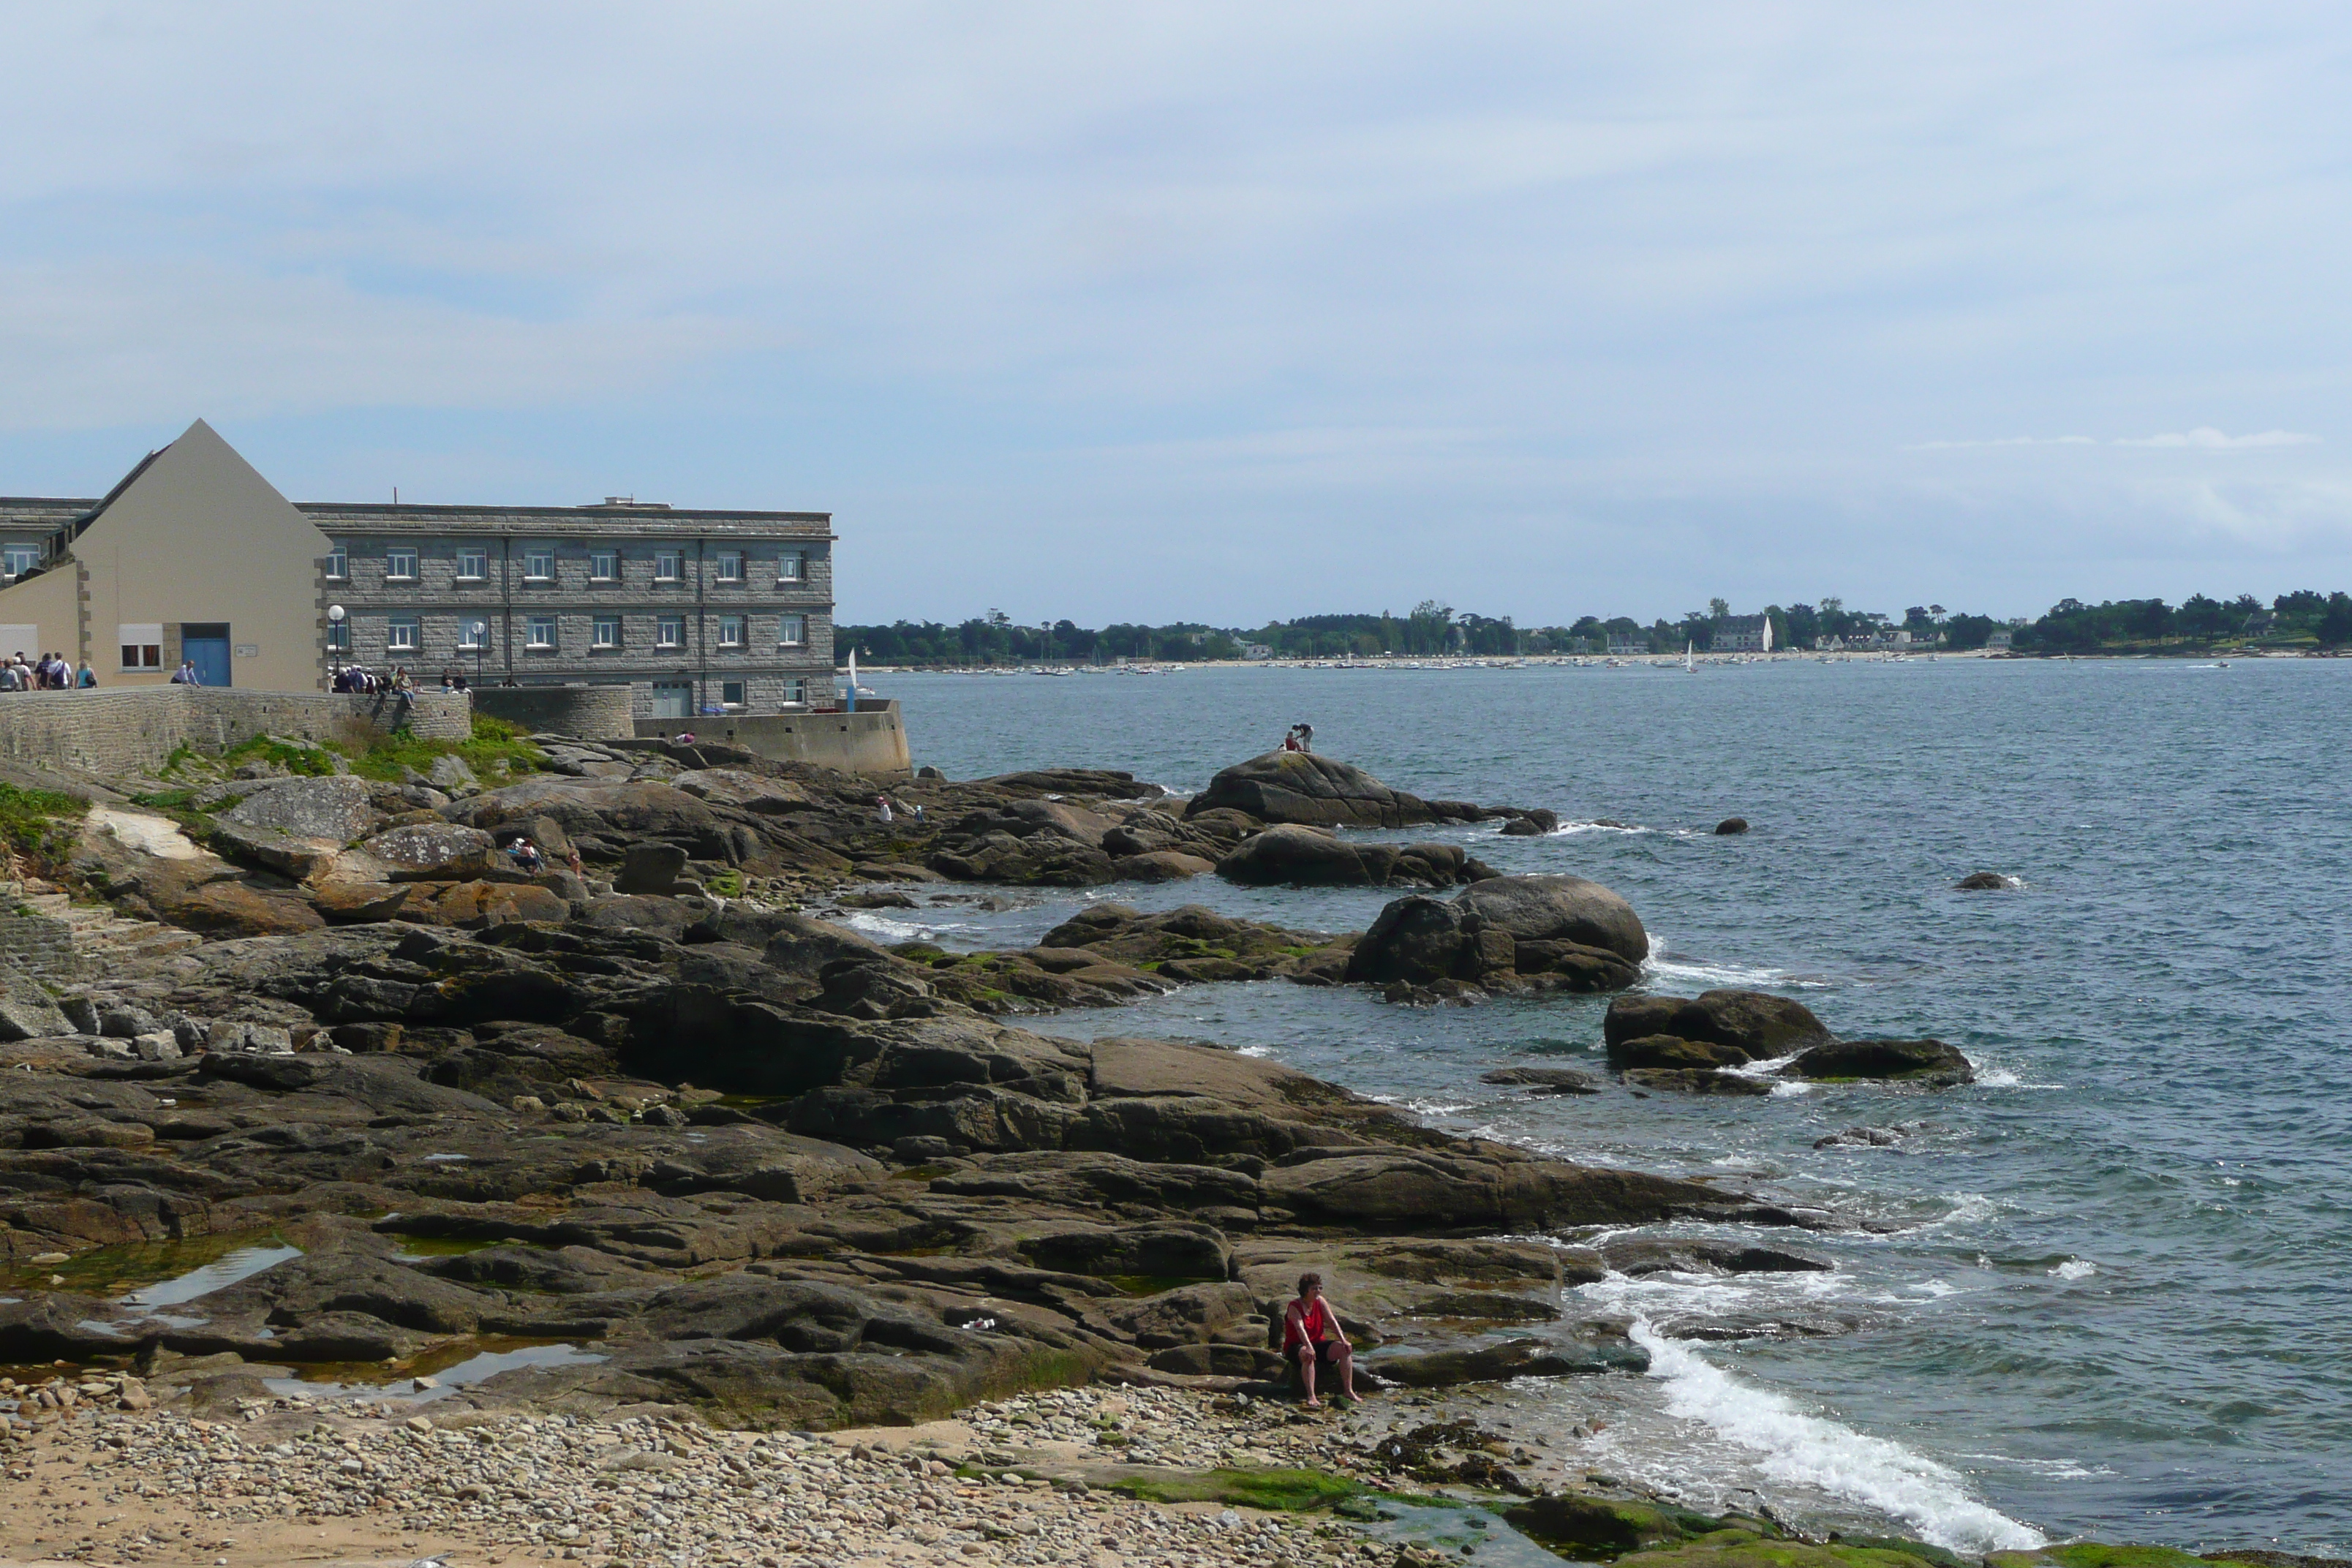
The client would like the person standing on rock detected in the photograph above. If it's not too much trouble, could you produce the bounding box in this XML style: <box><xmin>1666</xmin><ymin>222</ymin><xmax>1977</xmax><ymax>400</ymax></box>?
<box><xmin>1283</xmin><ymin>1272</ymin><xmax>1357</xmax><ymax>1407</ymax></box>
<box><xmin>875</xmin><ymin>794</ymin><xmax>894</xmax><ymax>826</ymax></box>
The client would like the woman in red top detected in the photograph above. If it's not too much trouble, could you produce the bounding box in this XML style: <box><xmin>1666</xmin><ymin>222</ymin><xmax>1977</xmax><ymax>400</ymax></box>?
<box><xmin>1282</xmin><ymin>1271</ymin><xmax>1357</xmax><ymax>1406</ymax></box>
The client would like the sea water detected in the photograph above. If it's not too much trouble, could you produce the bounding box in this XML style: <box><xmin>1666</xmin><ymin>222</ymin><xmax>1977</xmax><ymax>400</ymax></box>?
<box><xmin>859</xmin><ymin>657</ymin><xmax>2352</xmax><ymax>1555</ymax></box>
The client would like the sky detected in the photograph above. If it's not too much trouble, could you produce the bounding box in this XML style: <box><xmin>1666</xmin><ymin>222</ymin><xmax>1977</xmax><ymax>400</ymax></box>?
<box><xmin>1</xmin><ymin>3</ymin><xmax>2348</xmax><ymax>626</ymax></box>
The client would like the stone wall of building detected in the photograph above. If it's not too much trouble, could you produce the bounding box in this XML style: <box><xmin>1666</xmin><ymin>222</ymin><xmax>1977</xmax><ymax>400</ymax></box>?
<box><xmin>633</xmin><ymin>700</ymin><xmax>911</xmax><ymax>775</ymax></box>
<box><xmin>307</xmin><ymin>505</ymin><xmax>835</xmax><ymax>717</ymax></box>
<box><xmin>471</xmin><ymin>685</ymin><xmax>636</xmax><ymax>741</ymax></box>
<box><xmin>0</xmin><ymin>687</ymin><xmax>468</xmax><ymax>777</ymax></box>
<box><xmin>0</xmin><ymin>909</ymin><xmax>78</xmax><ymax>981</ymax></box>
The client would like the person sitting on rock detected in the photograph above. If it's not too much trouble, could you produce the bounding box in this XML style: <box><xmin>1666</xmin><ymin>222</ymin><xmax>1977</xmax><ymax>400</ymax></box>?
<box><xmin>507</xmin><ymin>837</ymin><xmax>546</xmax><ymax>875</ymax></box>
<box><xmin>1282</xmin><ymin>1271</ymin><xmax>1356</xmax><ymax>1407</ymax></box>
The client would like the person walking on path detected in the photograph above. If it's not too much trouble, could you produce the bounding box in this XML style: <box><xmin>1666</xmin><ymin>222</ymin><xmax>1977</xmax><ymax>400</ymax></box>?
<box><xmin>1281</xmin><ymin>1272</ymin><xmax>1357</xmax><ymax>1407</ymax></box>
<box><xmin>75</xmin><ymin>660</ymin><xmax>95</xmax><ymax>688</ymax></box>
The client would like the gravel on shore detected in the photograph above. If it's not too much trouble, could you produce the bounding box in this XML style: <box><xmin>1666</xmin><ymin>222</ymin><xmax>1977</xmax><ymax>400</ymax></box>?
<box><xmin>0</xmin><ymin>1372</ymin><xmax>1444</xmax><ymax>1568</ymax></box>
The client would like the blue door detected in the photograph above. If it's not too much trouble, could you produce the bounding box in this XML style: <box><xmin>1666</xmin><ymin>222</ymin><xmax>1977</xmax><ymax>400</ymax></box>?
<box><xmin>181</xmin><ymin>624</ymin><xmax>230</xmax><ymax>687</ymax></box>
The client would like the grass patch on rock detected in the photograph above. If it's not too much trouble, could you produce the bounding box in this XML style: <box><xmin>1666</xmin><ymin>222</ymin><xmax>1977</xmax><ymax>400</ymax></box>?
<box><xmin>0</xmin><ymin>780</ymin><xmax>88</xmax><ymax>857</ymax></box>
<box><xmin>1114</xmin><ymin>1466</ymin><xmax>1364</xmax><ymax>1513</ymax></box>
<box><xmin>342</xmin><ymin>715</ymin><xmax>542</xmax><ymax>784</ymax></box>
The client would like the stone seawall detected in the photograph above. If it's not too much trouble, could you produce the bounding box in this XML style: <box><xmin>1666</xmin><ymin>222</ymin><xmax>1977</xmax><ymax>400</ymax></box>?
<box><xmin>0</xmin><ymin>687</ymin><xmax>470</xmax><ymax>777</ymax></box>
<box><xmin>0</xmin><ymin>908</ymin><xmax>76</xmax><ymax>980</ymax></box>
<box><xmin>633</xmin><ymin>700</ymin><xmax>912</xmax><ymax>775</ymax></box>
<box><xmin>470</xmin><ymin>685</ymin><xmax>636</xmax><ymax>741</ymax></box>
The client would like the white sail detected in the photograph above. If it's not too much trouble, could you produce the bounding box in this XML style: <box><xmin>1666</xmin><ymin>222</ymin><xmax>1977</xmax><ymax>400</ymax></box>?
<box><xmin>1761</xmin><ymin>616</ymin><xmax>1774</xmax><ymax>654</ymax></box>
<box><xmin>1685</xmin><ymin>641</ymin><xmax>1695</xmax><ymax>673</ymax></box>
<box><xmin>848</xmin><ymin>647</ymin><xmax>859</xmax><ymax>709</ymax></box>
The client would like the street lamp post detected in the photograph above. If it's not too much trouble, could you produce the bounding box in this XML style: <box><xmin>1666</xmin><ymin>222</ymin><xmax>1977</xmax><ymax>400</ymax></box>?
<box><xmin>468</xmin><ymin>620</ymin><xmax>487</xmax><ymax>687</ymax></box>
<box><xmin>326</xmin><ymin>605</ymin><xmax>346</xmax><ymax>685</ymax></box>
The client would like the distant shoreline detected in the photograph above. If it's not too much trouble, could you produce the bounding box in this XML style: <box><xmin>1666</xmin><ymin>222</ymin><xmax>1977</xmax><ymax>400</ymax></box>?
<box><xmin>843</xmin><ymin>647</ymin><xmax>2340</xmax><ymax>673</ymax></box>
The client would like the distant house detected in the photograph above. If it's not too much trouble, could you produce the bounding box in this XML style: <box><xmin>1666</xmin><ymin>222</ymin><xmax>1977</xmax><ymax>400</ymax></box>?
<box><xmin>1985</xmin><ymin>629</ymin><xmax>2013</xmax><ymax>652</ymax></box>
<box><xmin>1814</xmin><ymin>635</ymin><xmax>1844</xmax><ymax>651</ymax></box>
<box><xmin>1241</xmin><ymin>643</ymin><xmax>1275</xmax><ymax>660</ymax></box>
<box><xmin>1712</xmin><ymin>614</ymin><xmax>1771</xmax><ymax>652</ymax></box>
<box><xmin>1605</xmin><ymin>632</ymin><xmax>1644</xmax><ymax>655</ymax></box>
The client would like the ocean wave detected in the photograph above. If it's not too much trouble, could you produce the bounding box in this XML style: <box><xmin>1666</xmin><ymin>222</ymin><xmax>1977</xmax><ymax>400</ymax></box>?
<box><xmin>837</xmin><ymin>911</ymin><xmax>938</xmax><ymax>942</ymax></box>
<box><xmin>1629</xmin><ymin>1322</ymin><xmax>2046</xmax><ymax>1553</ymax></box>
<box><xmin>1968</xmin><ymin>1066</ymin><xmax>2063</xmax><ymax>1090</ymax></box>
<box><xmin>1551</xmin><ymin>819</ymin><xmax>1657</xmax><ymax>837</ymax></box>
<box><xmin>2051</xmin><ymin>1259</ymin><xmax>2096</xmax><ymax>1281</ymax></box>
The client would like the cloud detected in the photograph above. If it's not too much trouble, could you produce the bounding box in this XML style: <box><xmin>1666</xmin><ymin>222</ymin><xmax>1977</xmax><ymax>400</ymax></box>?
<box><xmin>1</xmin><ymin>4</ymin><xmax>2351</xmax><ymax>619</ymax></box>
<box><xmin>2114</xmin><ymin>428</ymin><xmax>2321</xmax><ymax>450</ymax></box>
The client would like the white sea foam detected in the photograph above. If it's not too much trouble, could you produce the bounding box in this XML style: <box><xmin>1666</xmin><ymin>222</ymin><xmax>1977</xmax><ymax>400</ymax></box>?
<box><xmin>838</xmin><ymin>911</ymin><xmax>938</xmax><ymax>942</ymax></box>
<box><xmin>1630</xmin><ymin>1322</ymin><xmax>2046</xmax><ymax>1552</ymax></box>
<box><xmin>1643</xmin><ymin>954</ymin><xmax>1806</xmax><ymax>990</ymax></box>
<box><xmin>1551</xmin><ymin>819</ymin><xmax>1656</xmax><ymax>837</ymax></box>
<box><xmin>2051</xmin><ymin>1259</ymin><xmax>2096</xmax><ymax>1281</ymax></box>
<box><xmin>1968</xmin><ymin>1066</ymin><xmax>2062</xmax><ymax>1090</ymax></box>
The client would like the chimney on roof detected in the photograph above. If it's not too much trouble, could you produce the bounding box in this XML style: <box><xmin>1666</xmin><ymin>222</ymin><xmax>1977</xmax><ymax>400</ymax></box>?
<box><xmin>586</xmin><ymin>496</ymin><xmax>670</xmax><ymax>509</ymax></box>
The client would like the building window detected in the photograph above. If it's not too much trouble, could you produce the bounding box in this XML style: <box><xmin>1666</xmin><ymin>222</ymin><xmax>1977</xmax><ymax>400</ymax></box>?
<box><xmin>388</xmin><ymin>617</ymin><xmax>419</xmax><ymax>652</ymax></box>
<box><xmin>456</xmin><ymin>548</ymin><xmax>488</xmax><ymax>581</ymax></box>
<box><xmin>592</xmin><ymin>616</ymin><xmax>620</xmax><ymax>649</ymax></box>
<box><xmin>324</xmin><ymin>621</ymin><xmax>348</xmax><ymax>654</ymax></box>
<box><xmin>119</xmin><ymin>624</ymin><xmax>164</xmax><ymax>669</ymax></box>
<box><xmin>780</xmin><ymin>678</ymin><xmax>807</xmax><ymax>705</ymax></box>
<box><xmin>590</xmin><ymin>550</ymin><xmax>618</xmax><ymax>581</ymax></box>
<box><xmin>777</xmin><ymin>614</ymin><xmax>806</xmax><ymax>647</ymax></box>
<box><xmin>656</xmin><ymin>615</ymin><xmax>686</xmax><ymax>649</ymax></box>
<box><xmin>527</xmin><ymin>615</ymin><xmax>557</xmax><ymax>650</ymax></box>
<box><xmin>715</xmin><ymin>551</ymin><xmax>742</xmax><ymax>582</ymax></box>
<box><xmin>458</xmin><ymin>620</ymin><xmax>488</xmax><ymax>651</ymax></box>
<box><xmin>524</xmin><ymin>549</ymin><xmax>554</xmax><ymax>581</ymax></box>
<box><xmin>721</xmin><ymin>679</ymin><xmax>746</xmax><ymax>707</ymax></box>
<box><xmin>717</xmin><ymin>614</ymin><xmax>744</xmax><ymax>648</ymax></box>
<box><xmin>655</xmin><ymin>551</ymin><xmax>682</xmax><ymax>582</ymax></box>
<box><xmin>385</xmin><ymin>548</ymin><xmax>418</xmax><ymax>581</ymax></box>
<box><xmin>323</xmin><ymin>545</ymin><xmax>347</xmax><ymax>581</ymax></box>
<box><xmin>777</xmin><ymin>551</ymin><xmax>803</xmax><ymax>583</ymax></box>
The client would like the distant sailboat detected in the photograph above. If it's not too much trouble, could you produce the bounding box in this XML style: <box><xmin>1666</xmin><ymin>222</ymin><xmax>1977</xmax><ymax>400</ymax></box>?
<box><xmin>848</xmin><ymin>647</ymin><xmax>877</xmax><ymax>709</ymax></box>
<box><xmin>1761</xmin><ymin>617</ymin><xmax>1774</xmax><ymax>655</ymax></box>
<box><xmin>1685</xmin><ymin>641</ymin><xmax>1696</xmax><ymax>673</ymax></box>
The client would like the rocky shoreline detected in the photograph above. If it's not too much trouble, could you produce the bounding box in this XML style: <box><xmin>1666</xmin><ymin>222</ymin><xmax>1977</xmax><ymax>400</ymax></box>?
<box><xmin>0</xmin><ymin>734</ymin><xmax>2299</xmax><ymax>1567</ymax></box>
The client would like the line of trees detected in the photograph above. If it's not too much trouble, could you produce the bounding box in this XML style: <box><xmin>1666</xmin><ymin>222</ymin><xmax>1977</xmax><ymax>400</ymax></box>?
<box><xmin>838</xmin><ymin>590</ymin><xmax>2352</xmax><ymax>665</ymax></box>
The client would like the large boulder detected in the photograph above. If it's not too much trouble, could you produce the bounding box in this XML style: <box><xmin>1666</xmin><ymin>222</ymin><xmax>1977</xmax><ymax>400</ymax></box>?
<box><xmin>0</xmin><ymin>968</ymin><xmax>69</xmax><ymax>1042</ymax></box>
<box><xmin>1453</xmin><ymin>875</ymin><xmax>1648</xmax><ymax>964</ymax></box>
<box><xmin>1344</xmin><ymin>876</ymin><xmax>1644</xmax><ymax>991</ymax></box>
<box><xmin>219</xmin><ymin>776</ymin><xmax>389</xmax><ymax>843</ymax></box>
<box><xmin>356</xmin><ymin>822</ymin><xmax>499</xmax><ymax>882</ymax></box>
<box><xmin>1783</xmin><ymin>1039</ymin><xmax>1975</xmax><ymax>1087</ymax></box>
<box><xmin>445</xmin><ymin>778</ymin><xmax>724</xmax><ymax>856</ymax></box>
<box><xmin>1603</xmin><ymin>989</ymin><xmax>1832</xmax><ymax>1061</ymax></box>
<box><xmin>1215</xmin><ymin>825</ymin><xmax>1483</xmax><ymax>889</ymax></box>
<box><xmin>1184</xmin><ymin>753</ymin><xmax>1435</xmax><ymax>829</ymax></box>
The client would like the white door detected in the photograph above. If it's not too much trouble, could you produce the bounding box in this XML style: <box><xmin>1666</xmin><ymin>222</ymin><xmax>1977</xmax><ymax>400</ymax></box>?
<box><xmin>650</xmin><ymin>682</ymin><xmax>692</xmax><ymax>719</ymax></box>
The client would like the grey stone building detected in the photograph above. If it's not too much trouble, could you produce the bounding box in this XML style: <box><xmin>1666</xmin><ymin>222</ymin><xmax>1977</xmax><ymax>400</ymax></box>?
<box><xmin>307</xmin><ymin>498</ymin><xmax>837</xmax><ymax>718</ymax></box>
<box><xmin>0</xmin><ymin>421</ymin><xmax>838</xmax><ymax>717</ymax></box>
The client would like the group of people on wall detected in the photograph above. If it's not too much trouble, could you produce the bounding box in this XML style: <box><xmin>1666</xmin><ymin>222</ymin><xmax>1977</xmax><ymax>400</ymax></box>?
<box><xmin>0</xmin><ymin>651</ymin><xmax>96</xmax><ymax>690</ymax></box>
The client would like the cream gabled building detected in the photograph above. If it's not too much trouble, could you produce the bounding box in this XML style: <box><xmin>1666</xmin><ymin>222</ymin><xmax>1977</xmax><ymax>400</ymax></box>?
<box><xmin>0</xmin><ymin>421</ymin><xmax>840</xmax><ymax>715</ymax></box>
<box><xmin>0</xmin><ymin>420</ymin><xmax>333</xmax><ymax>690</ymax></box>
